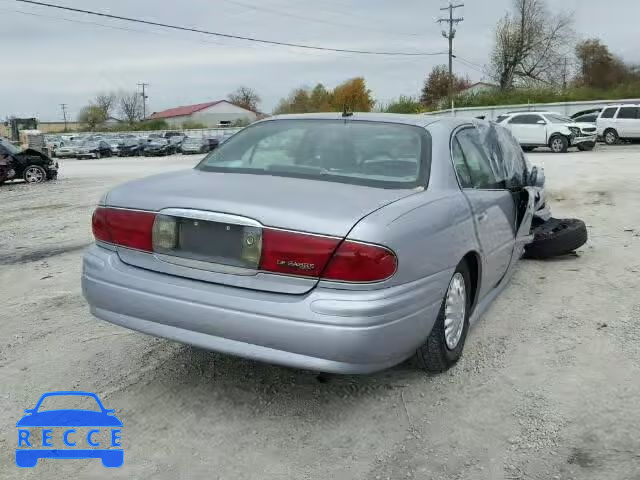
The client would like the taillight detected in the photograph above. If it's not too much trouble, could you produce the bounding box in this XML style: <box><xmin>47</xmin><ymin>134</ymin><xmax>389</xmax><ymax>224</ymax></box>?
<box><xmin>259</xmin><ymin>229</ymin><xmax>397</xmax><ymax>282</ymax></box>
<box><xmin>322</xmin><ymin>241</ymin><xmax>397</xmax><ymax>282</ymax></box>
<box><xmin>260</xmin><ymin>229</ymin><xmax>339</xmax><ymax>277</ymax></box>
<box><xmin>92</xmin><ymin>207</ymin><xmax>156</xmax><ymax>252</ymax></box>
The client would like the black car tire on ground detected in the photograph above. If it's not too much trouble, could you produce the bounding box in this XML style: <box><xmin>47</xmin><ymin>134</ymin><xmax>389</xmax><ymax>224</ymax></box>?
<box><xmin>23</xmin><ymin>165</ymin><xmax>47</xmax><ymax>183</ymax></box>
<box><xmin>549</xmin><ymin>135</ymin><xmax>569</xmax><ymax>153</ymax></box>
<box><xmin>415</xmin><ymin>260</ymin><xmax>471</xmax><ymax>373</ymax></box>
<box><xmin>604</xmin><ymin>129</ymin><xmax>619</xmax><ymax>145</ymax></box>
<box><xmin>577</xmin><ymin>142</ymin><xmax>595</xmax><ymax>151</ymax></box>
<box><xmin>524</xmin><ymin>218</ymin><xmax>588</xmax><ymax>259</ymax></box>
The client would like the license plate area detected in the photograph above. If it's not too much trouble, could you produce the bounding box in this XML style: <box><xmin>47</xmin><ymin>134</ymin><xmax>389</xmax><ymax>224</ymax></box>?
<box><xmin>152</xmin><ymin>210</ymin><xmax>263</xmax><ymax>271</ymax></box>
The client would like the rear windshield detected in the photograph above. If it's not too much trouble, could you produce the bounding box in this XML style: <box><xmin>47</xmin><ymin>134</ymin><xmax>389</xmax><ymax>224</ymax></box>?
<box><xmin>196</xmin><ymin>119</ymin><xmax>429</xmax><ymax>189</ymax></box>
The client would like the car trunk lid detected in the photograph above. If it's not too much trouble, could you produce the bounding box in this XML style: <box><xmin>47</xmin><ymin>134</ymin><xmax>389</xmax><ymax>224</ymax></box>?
<box><xmin>104</xmin><ymin>169</ymin><xmax>413</xmax><ymax>294</ymax></box>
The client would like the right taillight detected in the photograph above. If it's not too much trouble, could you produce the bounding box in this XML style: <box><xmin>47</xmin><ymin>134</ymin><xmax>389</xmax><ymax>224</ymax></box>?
<box><xmin>322</xmin><ymin>241</ymin><xmax>397</xmax><ymax>282</ymax></box>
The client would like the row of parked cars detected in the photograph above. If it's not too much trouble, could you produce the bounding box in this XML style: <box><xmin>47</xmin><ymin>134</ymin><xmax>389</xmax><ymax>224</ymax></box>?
<box><xmin>47</xmin><ymin>131</ymin><xmax>221</xmax><ymax>159</ymax></box>
<box><xmin>491</xmin><ymin>103</ymin><xmax>640</xmax><ymax>153</ymax></box>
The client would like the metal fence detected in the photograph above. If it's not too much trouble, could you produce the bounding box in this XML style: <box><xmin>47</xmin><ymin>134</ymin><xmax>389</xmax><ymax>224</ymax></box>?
<box><xmin>423</xmin><ymin>98</ymin><xmax>640</xmax><ymax>120</ymax></box>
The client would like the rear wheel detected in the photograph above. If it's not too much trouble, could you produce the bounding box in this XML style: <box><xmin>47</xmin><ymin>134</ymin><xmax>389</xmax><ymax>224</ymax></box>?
<box><xmin>549</xmin><ymin>135</ymin><xmax>569</xmax><ymax>153</ymax></box>
<box><xmin>23</xmin><ymin>165</ymin><xmax>47</xmax><ymax>183</ymax></box>
<box><xmin>415</xmin><ymin>261</ymin><xmax>471</xmax><ymax>373</ymax></box>
<box><xmin>604</xmin><ymin>129</ymin><xmax>619</xmax><ymax>145</ymax></box>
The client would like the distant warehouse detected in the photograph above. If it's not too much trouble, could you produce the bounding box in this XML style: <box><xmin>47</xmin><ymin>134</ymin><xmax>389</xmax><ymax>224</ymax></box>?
<box><xmin>149</xmin><ymin>100</ymin><xmax>258</xmax><ymax>128</ymax></box>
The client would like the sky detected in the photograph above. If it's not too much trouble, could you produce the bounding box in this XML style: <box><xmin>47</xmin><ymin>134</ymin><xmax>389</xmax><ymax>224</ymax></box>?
<box><xmin>2</xmin><ymin>0</ymin><xmax>639</xmax><ymax>120</ymax></box>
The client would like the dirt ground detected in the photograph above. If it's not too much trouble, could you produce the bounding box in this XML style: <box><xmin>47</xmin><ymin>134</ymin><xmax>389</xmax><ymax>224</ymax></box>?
<box><xmin>1</xmin><ymin>146</ymin><xmax>639</xmax><ymax>480</ymax></box>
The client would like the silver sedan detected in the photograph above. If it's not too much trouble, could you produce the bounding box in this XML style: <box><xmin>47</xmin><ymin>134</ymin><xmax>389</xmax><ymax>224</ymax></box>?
<box><xmin>82</xmin><ymin>113</ymin><xmax>543</xmax><ymax>374</ymax></box>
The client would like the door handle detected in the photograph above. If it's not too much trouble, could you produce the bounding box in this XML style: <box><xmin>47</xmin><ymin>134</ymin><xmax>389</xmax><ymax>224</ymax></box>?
<box><xmin>477</xmin><ymin>212</ymin><xmax>488</xmax><ymax>222</ymax></box>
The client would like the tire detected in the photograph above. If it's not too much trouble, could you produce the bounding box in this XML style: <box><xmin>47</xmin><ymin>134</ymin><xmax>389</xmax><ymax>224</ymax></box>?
<box><xmin>549</xmin><ymin>135</ymin><xmax>569</xmax><ymax>153</ymax></box>
<box><xmin>577</xmin><ymin>142</ymin><xmax>595</xmax><ymax>151</ymax></box>
<box><xmin>23</xmin><ymin>165</ymin><xmax>47</xmax><ymax>183</ymax></box>
<box><xmin>522</xmin><ymin>146</ymin><xmax>535</xmax><ymax>152</ymax></box>
<box><xmin>604</xmin><ymin>129</ymin><xmax>619</xmax><ymax>145</ymax></box>
<box><xmin>523</xmin><ymin>218</ymin><xmax>588</xmax><ymax>259</ymax></box>
<box><xmin>415</xmin><ymin>261</ymin><xmax>471</xmax><ymax>373</ymax></box>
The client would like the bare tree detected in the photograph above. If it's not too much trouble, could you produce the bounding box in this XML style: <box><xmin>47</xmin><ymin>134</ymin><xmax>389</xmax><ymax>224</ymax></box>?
<box><xmin>491</xmin><ymin>0</ymin><xmax>573</xmax><ymax>89</ymax></box>
<box><xmin>94</xmin><ymin>92</ymin><xmax>117</xmax><ymax>118</ymax></box>
<box><xmin>228</xmin><ymin>86</ymin><xmax>261</xmax><ymax>112</ymax></box>
<box><xmin>119</xmin><ymin>91</ymin><xmax>143</xmax><ymax>124</ymax></box>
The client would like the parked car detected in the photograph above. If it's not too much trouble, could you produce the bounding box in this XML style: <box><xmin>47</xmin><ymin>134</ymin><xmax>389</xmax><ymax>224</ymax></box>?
<box><xmin>164</xmin><ymin>131</ymin><xmax>184</xmax><ymax>140</ymax></box>
<box><xmin>0</xmin><ymin>137</ymin><xmax>58</xmax><ymax>183</ymax></box>
<box><xmin>76</xmin><ymin>140</ymin><xmax>112</xmax><ymax>159</ymax></box>
<box><xmin>54</xmin><ymin>140</ymin><xmax>82</xmax><ymax>159</ymax></box>
<box><xmin>205</xmin><ymin>137</ymin><xmax>220</xmax><ymax>150</ymax></box>
<box><xmin>80</xmin><ymin>113</ymin><xmax>590</xmax><ymax>375</ymax></box>
<box><xmin>107</xmin><ymin>138</ymin><xmax>124</xmax><ymax>156</ymax></box>
<box><xmin>180</xmin><ymin>137</ymin><xmax>210</xmax><ymax>154</ymax></box>
<box><xmin>496</xmin><ymin>111</ymin><xmax>597</xmax><ymax>152</ymax></box>
<box><xmin>45</xmin><ymin>135</ymin><xmax>65</xmax><ymax>154</ymax></box>
<box><xmin>143</xmin><ymin>138</ymin><xmax>176</xmax><ymax>156</ymax></box>
<box><xmin>596</xmin><ymin>104</ymin><xmax>640</xmax><ymax>145</ymax></box>
<box><xmin>168</xmin><ymin>134</ymin><xmax>186</xmax><ymax>150</ymax></box>
<box><xmin>118</xmin><ymin>138</ymin><xmax>144</xmax><ymax>157</ymax></box>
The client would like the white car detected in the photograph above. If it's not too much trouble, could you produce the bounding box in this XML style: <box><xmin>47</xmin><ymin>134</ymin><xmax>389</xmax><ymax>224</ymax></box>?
<box><xmin>496</xmin><ymin>111</ymin><xmax>597</xmax><ymax>153</ymax></box>
<box><xmin>596</xmin><ymin>104</ymin><xmax>640</xmax><ymax>145</ymax></box>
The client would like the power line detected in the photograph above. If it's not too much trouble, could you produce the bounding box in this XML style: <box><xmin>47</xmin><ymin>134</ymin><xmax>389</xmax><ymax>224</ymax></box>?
<box><xmin>221</xmin><ymin>0</ymin><xmax>423</xmax><ymax>37</ymax></box>
<box><xmin>453</xmin><ymin>56</ymin><xmax>486</xmax><ymax>76</ymax></box>
<box><xmin>14</xmin><ymin>0</ymin><xmax>448</xmax><ymax>57</ymax></box>
<box><xmin>437</xmin><ymin>2</ymin><xmax>464</xmax><ymax>108</ymax></box>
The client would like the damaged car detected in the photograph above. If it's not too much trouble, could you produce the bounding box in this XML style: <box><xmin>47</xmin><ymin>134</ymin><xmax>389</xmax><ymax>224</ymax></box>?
<box><xmin>82</xmin><ymin>114</ymin><xmax>587</xmax><ymax>374</ymax></box>
<box><xmin>0</xmin><ymin>137</ymin><xmax>59</xmax><ymax>184</ymax></box>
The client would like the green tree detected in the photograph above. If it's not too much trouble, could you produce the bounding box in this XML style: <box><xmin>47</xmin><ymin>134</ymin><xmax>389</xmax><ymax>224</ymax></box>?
<box><xmin>575</xmin><ymin>39</ymin><xmax>633</xmax><ymax>89</ymax></box>
<box><xmin>420</xmin><ymin>66</ymin><xmax>470</xmax><ymax>108</ymax></box>
<box><xmin>77</xmin><ymin>105</ymin><xmax>107</xmax><ymax>130</ymax></box>
<box><xmin>274</xmin><ymin>88</ymin><xmax>311</xmax><ymax>114</ymax></box>
<box><xmin>309</xmin><ymin>83</ymin><xmax>333</xmax><ymax>112</ymax></box>
<box><xmin>384</xmin><ymin>95</ymin><xmax>422</xmax><ymax>113</ymax></box>
<box><xmin>331</xmin><ymin>77</ymin><xmax>374</xmax><ymax>112</ymax></box>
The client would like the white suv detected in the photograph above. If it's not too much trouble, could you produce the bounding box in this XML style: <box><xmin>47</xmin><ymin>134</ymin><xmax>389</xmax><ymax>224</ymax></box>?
<box><xmin>496</xmin><ymin>111</ymin><xmax>597</xmax><ymax>153</ymax></box>
<box><xmin>596</xmin><ymin>104</ymin><xmax>640</xmax><ymax>145</ymax></box>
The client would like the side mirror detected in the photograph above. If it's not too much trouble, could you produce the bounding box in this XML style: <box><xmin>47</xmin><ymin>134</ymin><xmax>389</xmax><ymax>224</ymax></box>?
<box><xmin>536</xmin><ymin>120</ymin><xmax>546</xmax><ymax>125</ymax></box>
<box><xmin>528</xmin><ymin>166</ymin><xmax>545</xmax><ymax>187</ymax></box>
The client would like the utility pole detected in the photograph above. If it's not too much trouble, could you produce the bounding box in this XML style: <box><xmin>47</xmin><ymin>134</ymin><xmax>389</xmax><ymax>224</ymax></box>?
<box><xmin>60</xmin><ymin>103</ymin><xmax>68</xmax><ymax>131</ymax></box>
<box><xmin>562</xmin><ymin>57</ymin><xmax>568</xmax><ymax>92</ymax></box>
<box><xmin>137</xmin><ymin>83</ymin><xmax>149</xmax><ymax>120</ymax></box>
<box><xmin>437</xmin><ymin>1</ymin><xmax>464</xmax><ymax>110</ymax></box>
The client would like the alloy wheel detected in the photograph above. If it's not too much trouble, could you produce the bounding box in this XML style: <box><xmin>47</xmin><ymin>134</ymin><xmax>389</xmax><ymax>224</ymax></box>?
<box><xmin>444</xmin><ymin>272</ymin><xmax>467</xmax><ymax>350</ymax></box>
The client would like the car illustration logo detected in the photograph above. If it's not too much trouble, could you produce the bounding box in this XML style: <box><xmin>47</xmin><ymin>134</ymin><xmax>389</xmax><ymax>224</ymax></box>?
<box><xmin>15</xmin><ymin>391</ymin><xmax>123</xmax><ymax>468</ymax></box>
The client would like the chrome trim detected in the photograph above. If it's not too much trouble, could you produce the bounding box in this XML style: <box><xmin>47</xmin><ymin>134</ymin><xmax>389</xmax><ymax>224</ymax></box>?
<box><xmin>158</xmin><ymin>208</ymin><xmax>262</xmax><ymax>228</ymax></box>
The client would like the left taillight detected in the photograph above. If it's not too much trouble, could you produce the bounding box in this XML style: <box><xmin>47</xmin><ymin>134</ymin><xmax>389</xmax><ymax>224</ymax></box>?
<box><xmin>92</xmin><ymin>207</ymin><xmax>156</xmax><ymax>252</ymax></box>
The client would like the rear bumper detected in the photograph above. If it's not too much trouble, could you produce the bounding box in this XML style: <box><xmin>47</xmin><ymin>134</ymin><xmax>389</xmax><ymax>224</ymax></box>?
<box><xmin>82</xmin><ymin>245</ymin><xmax>448</xmax><ymax>373</ymax></box>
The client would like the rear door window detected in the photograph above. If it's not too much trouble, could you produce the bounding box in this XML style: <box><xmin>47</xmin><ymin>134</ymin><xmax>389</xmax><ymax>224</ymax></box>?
<box><xmin>600</xmin><ymin>107</ymin><xmax>618</xmax><ymax>119</ymax></box>
<box><xmin>617</xmin><ymin>107</ymin><xmax>639</xmax><ymax>119</ymax></box>
<box><xmin>455</xmin><ymin>128</ymin><xmax>500</xmax><ymax>190</ymax></box>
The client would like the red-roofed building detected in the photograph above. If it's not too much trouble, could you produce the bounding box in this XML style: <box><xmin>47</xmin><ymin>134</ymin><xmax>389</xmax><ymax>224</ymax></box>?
<box><xmin>149</xmin><ymin>100</ymin><xmax>258</xmax><ymax>128</ymax></box>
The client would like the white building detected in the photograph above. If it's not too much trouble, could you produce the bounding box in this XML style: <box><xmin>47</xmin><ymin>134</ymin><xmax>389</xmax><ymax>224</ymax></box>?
<box><xmin>459</xmin><ymin>82</ymin><xmax>499</xmax><ymax>96</ymax></box>
<box><xmin>149</xmin><ymin>100</ymin><xmax>258</xmax><ymax>128</ymax></box>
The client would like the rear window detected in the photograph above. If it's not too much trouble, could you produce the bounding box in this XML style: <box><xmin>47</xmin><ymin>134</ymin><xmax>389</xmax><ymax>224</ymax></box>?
<box><xmin>196</xmin><ymin>119</ymin><xmax>430</xmax><ymax>189</ymax></box>
<box><xmin>617</xmin><ymin>107</ymin><xmax>639</xmax><ymax>119</ymax></box>
<box><xmin>600</xmin><ymin>107</ymin><xmax>618</xmax><ymax>119</ymax></box>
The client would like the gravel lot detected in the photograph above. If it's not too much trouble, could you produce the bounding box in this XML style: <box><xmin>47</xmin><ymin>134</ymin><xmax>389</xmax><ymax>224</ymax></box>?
<box><xmin>1</xmin><ymin>146</ymin><xmax>639</xmax><ymax>479</ymax></box>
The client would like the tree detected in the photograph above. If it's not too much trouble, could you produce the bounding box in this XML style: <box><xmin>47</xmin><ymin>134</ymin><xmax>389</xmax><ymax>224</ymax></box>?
<box><xmin>330</xmin><ymin>77</ymin><xmax>374</xmax><ymax>112</ymax></box>
<box><xmin>94</xmin><ymin>92</ymin><xmax>117</xmax><ymax>118</ymax></box>
<box><xmin>274</xmin><ymin>88</ymin><xmax>311</xmax><ymax>114</ymax></box>
<box><xmin>490</xmin><ymin>0</ymin><xmax>573</xmax><ymax>89</ymax></box>
<box><xmin>309</xmin><ymin>83</ymin><xmax>333</xmax><ymax>112</ymax></box>
<box><xmin>228</xmin><ymin>86</ymin><xmax>261</xmax><ymax>111</ymax></box>
<box><xmin>420</xmin><ymin>65</ymin><xmax>470</xmax><ymax>108</ymax></box>
<box><xmin>77</xmin><ymin>105</ymin><xmax>107</xmax><ymax>130</ymax></box>
<box><xmin>575</xmin><ymin>39</ymin><xmax>633</xmax><ymax>89</ymax></box>
<box><xmin>118</xmin><ymin>91</ymin><xmax>143</xmax><ymax>124</ymax></box>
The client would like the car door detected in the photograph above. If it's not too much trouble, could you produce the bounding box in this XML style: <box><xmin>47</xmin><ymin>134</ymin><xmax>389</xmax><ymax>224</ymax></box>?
<box><xmin>452</xmin><ymin>127</ymin><xmax>516</xmax><ymax>298</ymax></box>
<box><xmin>615</xmin><ymin>106</ymin><xmax>640</xmax><ymax>138</ymax></box>
<box><xmin>507</xmin><ymin>114</ymin><xmax>547</xmax><ymax>145</ymax></box>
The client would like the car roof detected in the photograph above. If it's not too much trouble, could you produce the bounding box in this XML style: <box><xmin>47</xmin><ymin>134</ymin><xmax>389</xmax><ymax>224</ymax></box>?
<box><xmin>262</xmin><ymin>112</ymin><xmax>484</xmax><ymax>130</ymax></box>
